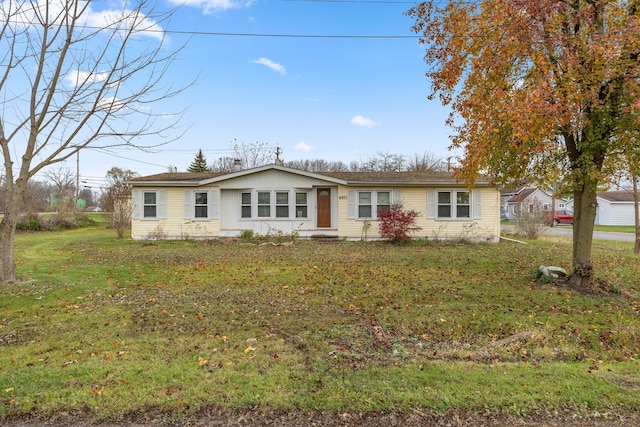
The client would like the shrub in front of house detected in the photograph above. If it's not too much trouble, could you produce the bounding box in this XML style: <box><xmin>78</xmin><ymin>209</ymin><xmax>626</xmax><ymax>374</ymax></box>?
<box><xmin>378</xmin><ymin>204</ymin><xmax>422</xmax><ymax>243</ymax></box>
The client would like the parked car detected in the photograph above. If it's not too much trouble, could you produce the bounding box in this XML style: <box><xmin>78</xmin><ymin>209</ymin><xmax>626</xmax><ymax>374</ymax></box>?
<box><xmin>544</xmin><ymin>210</ymin><xmax>573</xmax><ymax>225</ymax></box>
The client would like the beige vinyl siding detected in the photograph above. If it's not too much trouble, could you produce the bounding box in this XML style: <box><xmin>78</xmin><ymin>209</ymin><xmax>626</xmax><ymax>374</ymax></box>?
<box><xmin>416</xmin><ymin>187</ymin><xmax>500</xmax><ymax>241</ymax></box>
<box><xmin>131</xmin><ymin>186</ymin><xmax>220</xmax><ymax>240</ymax></box>
<box><xmin>217</xmin><ymin>169</ymin><xmax>334</xmax><ymax>190</ymax></box>
<box><xmin>337</xmin><ymin>186</ymin><xmax>500</xmax><ymax>241</ymax></box>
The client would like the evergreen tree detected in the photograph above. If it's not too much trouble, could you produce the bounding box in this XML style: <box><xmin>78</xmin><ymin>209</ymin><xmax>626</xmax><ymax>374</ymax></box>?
<box><xmin>187</xmin><ymin>149</ymin><xmax>210</xmax><ymax>172</ymax></box>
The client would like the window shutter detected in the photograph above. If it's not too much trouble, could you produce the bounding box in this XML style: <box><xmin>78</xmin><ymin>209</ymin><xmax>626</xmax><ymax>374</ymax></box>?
<box><xmin>392</xmin><ymin>189</ymin><xmax>402</xmax><ymax>206</ymax></box>
<box><xmin>157</xmin><ymin>190</ymin><xmax>168</xmax><ymax>219</ymax></box>
<box><xmin>426</xmin><ymin>189</ymin><xmax>436</xmax><ymax>219</ymax></box>
<box><xmin>210</xmin><ymin>189</ymin><xmax>219</xmax><ymax>219</ymax></box>
<box><xmin>473</xmin><ymin>189</ymin><xmax>482</xmax><ymax>219</ymax></box>
<box><xmin>132</xmin><ymin>189</ymin><xmax>142</xmax><ymax>219</ymax></box>
<box><xmin>347</xmin><ymin>189</ymin><xmax>357</xmax><ymax>219</ymax></box>
<box><xmin>184</xmin><ymin>190</ymin><xmax>193</xmax><ymax>220</ymax></box>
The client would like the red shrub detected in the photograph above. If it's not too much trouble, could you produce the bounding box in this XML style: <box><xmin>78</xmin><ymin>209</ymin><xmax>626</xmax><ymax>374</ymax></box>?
<box><xmin>377</xmin><ymin>204</ymin><xmax>422</xmax><ymax>243</ymax></box>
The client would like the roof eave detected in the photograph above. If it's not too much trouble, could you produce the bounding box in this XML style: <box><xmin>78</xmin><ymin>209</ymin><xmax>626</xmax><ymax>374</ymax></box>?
<box><xmin>128</xmin><ymin>181</ymin><xmax>204</xmax><ymax>187</ymax></box>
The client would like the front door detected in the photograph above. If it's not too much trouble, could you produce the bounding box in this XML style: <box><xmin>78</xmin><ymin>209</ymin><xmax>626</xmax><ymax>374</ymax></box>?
<box><xmin>317</xmin><ymin>188</ymin><xmax>331</xmax><ymax>228</ymax></box>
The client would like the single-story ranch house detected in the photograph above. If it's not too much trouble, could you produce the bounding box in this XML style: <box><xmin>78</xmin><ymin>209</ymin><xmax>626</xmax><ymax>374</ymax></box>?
<box><xmin>128</xmin><ymin>164</ymin><xmax>500</xmax><ymax>241</ymax></box>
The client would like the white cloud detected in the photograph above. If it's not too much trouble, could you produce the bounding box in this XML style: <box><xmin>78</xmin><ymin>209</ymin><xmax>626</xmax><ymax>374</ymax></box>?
<box><xmin>97</xmin><ymin>96</ymin><xmax>126</xmax><ymax>112</ymax></box>
<box><xmin>9</xmin><ymin>1</ymin><xmax>167</xmax><ymax>42</ymax></box>
<box><xmin>252</xmin><ymin>58</ymin><xmax>287</xmax><ymax>75</ymax></box>
<box><xmin>65</xmin><ymin>71</ymin><xmax>109</xmax><ymax>87</ymax></box>
<box><xmin>350</xmin><ymin>115</ymin><xmax>378</xmax><ymax>128</ymax></box>
<box><xmin>169</xmin><ymin>0</ymin><xmax>254</xmax><ymax>15</ymax></box>
<box><xmin>294</xmin><ymin>142</ymin><xmax>314</xmax><ymax>152</ymax></box>
<box><xmin>85</xmin><ymin>8</ymin><xmax>165</xmax><ymax>42</ymax></box>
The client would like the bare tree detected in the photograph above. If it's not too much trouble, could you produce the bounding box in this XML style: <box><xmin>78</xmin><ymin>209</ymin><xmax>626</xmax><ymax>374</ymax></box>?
<box><xmin>407</xmin><ymin>151</ymin><xmax>446</xmax><ymax>172</ymax></box>
<box><xmin>209</xmin><ymin>156</ymin><xmax>237</xmax><ymax>173</ymax></box>
<box><xmin>0</xmin><ymin>0</ymin><xmax>188</xmax><ymax>282</ymax></box>
<box><xmin>78</xmin><ymin>187</ymin><xmax>95</xmax><ymax>208</ymax></box>
<box><xmin>22</xmin><ymin>180</ymin><xmax>52</xmax><ymax>213</ymax></box>
<box><xmin>285</xmin><ymin>159</ymin><xmax>350</xmax><ymax>172</ymax></box>
<box><xmin>231</xmin><ymin>140</ymin><xmax>275</xmax><ymax>169</ymax></box>
<box><xmin>0</xmin><ymin>171</ymin><xmax>5</xmax><ymax>213</ymax></box>
<box><xmin>100</xmin><ymin>167</ymin><xmax>139</xmax><ymax>212</ymax></box>
<box><xmin>357</xmin><ymin>151</ymin><xmax>407</xmax><ymax>172</ymax></box>
<box><xmin>45</xmin><ymin>167</ymin><xmax>76</xmax><ymax>212</ymax></box>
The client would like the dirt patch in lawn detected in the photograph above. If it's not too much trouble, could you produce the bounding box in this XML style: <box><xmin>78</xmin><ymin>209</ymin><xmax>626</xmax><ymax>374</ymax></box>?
<box><xmin>6</xmin><ymin>408</ymin><xmax>640</xmax><ymax>426</ymax></box>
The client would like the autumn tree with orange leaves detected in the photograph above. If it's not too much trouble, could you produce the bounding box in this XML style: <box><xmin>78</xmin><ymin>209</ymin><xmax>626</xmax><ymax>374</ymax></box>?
<box><xmin>408</xmin><ymin>0</ymin><xmax>640</xmax><ymax>287</ymax></box>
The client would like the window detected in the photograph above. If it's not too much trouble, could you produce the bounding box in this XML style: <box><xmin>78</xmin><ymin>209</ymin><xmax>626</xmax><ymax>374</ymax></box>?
<box><xmin>296</xmin><ymin>192</ymin><xmax>308</xmax><ymax>218</ymax></box>
<box><xmin>456</xmin><ymin>192</ymin><xmax>470</xmax><ymax>218</ymax></box>
<box><xmin>194</xmin><ymin>191</ymin><xmax>208</xmax><ymax>218</ymax></box>
<box><xmin>241</xmin><ymin>190</ymin><xmax>309</xmax><ymax>219</ymax></box>
<box><xmin>143</xmin><ymin>191</ymin><xmax>157</xmax><ymax>218</ymax></box>
<box><xmin>257</xmin><ymin>191</ymin><xmax>271</xmax><ymax>217</ymax></box>
<box><xmin>134</xmin><ymin>189</ymin><xmax>167</xmax><ymax>220</ymax></box>
<box><xmin>437</xmin><ymin>191</ymin><xmax>451</xmax><ymax>218</ymax></box>
<box><xmin>355</xmin><ymin>190</ymin><xmax>394</xmax><ymax>219</ymax></box>
<box><xmin>358</xmin><ymin>191</ymin><xmax>372</xmax><ymax>218</ymax></box>
<box><xmin>437</xmin><ymin>190</ymin><xmax>471</xmax><ymax>219</ymax></box>
<box><xmin>276</xmin><ymin>192</ymin><xmax>289</xmax><ymax>218</ymax></box>
<box><xmin>377</xmin><ymin>191</ymin><xmax>391</xmax><ymax>215</ymax></box>
<box><xmin>241</xmin><ymin>192</ymin><xmax>251</xmax><ymax>218</ymax></box>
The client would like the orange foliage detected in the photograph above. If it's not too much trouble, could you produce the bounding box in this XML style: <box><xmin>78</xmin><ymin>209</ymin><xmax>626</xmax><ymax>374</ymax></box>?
<box><xmin>408</xmin><ymin>0</ymin><xmax>640</xmax><ymax>282</ymax></box>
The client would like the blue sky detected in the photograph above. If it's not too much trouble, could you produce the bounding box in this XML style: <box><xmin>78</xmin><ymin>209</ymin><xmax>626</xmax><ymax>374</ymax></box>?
<box><xmin>57</xmin><ymin>0</ymin><xmax>456</xmax><ymax>189</ymax></box>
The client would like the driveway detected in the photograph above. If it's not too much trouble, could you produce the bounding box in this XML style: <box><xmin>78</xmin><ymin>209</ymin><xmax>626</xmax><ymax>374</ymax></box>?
<box><xmin>502</xmin><ymin>225</ymin><xmax>637</xmax><ymax>243</ymax></box>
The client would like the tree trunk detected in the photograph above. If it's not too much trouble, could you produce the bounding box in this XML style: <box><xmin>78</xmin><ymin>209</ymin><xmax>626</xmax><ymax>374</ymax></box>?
<box><xmin>633</xmin><ymin>174</ymin><xmax>640</xmax><ymax>254</ymax></box>
<box><xmin>0</xmin><ymin>174</ymin><xmax>27</xmax><ymax>283</ymax></box>
<box><xmin>569</xmin><ymin>183</ymin><xmax>598</xmax><ymax>287</ymax></box>
<box><xmin>0</xmin><ymin>214</ymin><xmax>17</xmax><ymax>282</ymax></box>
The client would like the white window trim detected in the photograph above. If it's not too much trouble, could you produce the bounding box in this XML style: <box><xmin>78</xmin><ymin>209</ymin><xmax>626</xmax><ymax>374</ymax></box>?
<box><xmin>348</xmin><ymin>189</ymin><xmax>400</xmax><ymax>220</ymax></box>
<box><xmin>427</xmin><ymin>188</ymin><xmax>481</xmax><ymax>220</ymax></box>
<box><xmin>257</xmin><ymin>191</ymin><xmax>271</xmax><ymax>218</ymax></box>
<box><xmin>240</xmin><ymin>189</ymin><xmax>309</xmax><ymax>220</ymax></box>
<box><xmin>275</xmin><ymin>191</ymin><xmax>290</xmax><ymax>218</ymax></box>
<box><xmin>241</xmin><ymin>191</ymin><xmax>252</xmax><ymax>219</ymax></box>
<box><xmin>132</xmin><ymin>189</ymin><xmax>167</xmax><ymax>220</ymax></box>
<box><xmin>184</xmin><ymin>189</ymin><xmax>218</xmax><ymax>221</ymax></box>
<box><xmin>295</xmin><ymin>191</ymin><xmax>309</xmax><ymax>219</ymax></box>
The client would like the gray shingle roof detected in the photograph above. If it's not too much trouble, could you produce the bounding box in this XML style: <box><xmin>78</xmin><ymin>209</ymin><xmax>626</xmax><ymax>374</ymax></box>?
<box><xmin>597</xmin><ymin>191</ymin><xmax>636</xmax><ymax>202</ymax></box>
<box><xmin>128</xmin><ymin>164</ymin><xmax>492</xmax><ymax>187</ymax></box>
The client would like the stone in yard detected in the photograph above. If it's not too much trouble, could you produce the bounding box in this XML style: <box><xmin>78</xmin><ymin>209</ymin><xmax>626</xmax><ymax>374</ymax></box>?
<box><xmin>539</xmin><ymin>266</ymin><xmax>568</xmax><ymax>279</ymax></box>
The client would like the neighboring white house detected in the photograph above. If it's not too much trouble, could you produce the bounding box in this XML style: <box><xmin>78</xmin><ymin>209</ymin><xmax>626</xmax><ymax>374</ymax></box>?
<box><xmin>127</xmin><ymin>164</ymin><xmax>502</xmax><ymax>241</ymax></box>
<box><xmin>595</xmin><ymin>191</ymin><xmax>639</xmax><ymax>226</ymax></box>
<box><xmin>504</xmin><ymin>187</ymin><xmax>569</xmax><ymax>221</ymax></box>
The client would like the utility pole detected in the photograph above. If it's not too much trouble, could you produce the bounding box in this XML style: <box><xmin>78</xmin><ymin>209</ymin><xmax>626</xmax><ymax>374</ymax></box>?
<box><xmin>275</xmin><ymin>147</ymin><xmax>282</xmax><ymax>165</ymax></box>
<box><xmin>75</xmin><ymin>150</ymin><xmax>80</xmax><ymax>213</ymax></box>
<box><xmin>550</xmin><ymin>181</ymin><xmax>556</xmax><ymax>228</ymax></box>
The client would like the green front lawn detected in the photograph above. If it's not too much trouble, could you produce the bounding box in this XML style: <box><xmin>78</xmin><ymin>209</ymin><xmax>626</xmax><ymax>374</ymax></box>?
<box><xmin>1</xmin><ymin>225</ymin><xmax>639</xmax><ymax>422</ymax></box>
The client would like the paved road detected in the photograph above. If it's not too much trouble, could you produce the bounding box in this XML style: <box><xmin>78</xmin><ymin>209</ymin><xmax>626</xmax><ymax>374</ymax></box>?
<box><xmin>503</xmin><ymin>225</ymin><xmax>637</xmax><ymax>243</ymax></box>
<box><xmin>544</xmin><ymin>226</ymin><xmax>637</xmax><ymax>242</ymax></box>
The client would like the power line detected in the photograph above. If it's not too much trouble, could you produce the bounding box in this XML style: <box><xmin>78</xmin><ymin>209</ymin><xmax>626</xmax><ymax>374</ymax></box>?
<box><xmin>163</xmin><ymin>29</ymin><xmax>419</xmax><ymax>39</ymax></box>
<box><xmin>85</xmin><ymin>148</ymin><xmax>169</xmax><ymax>169</ymax></box>
<box><xmin>284</xmin><ymin>0</ymin><xmax>414</xmax><ymax>3</ymax></box>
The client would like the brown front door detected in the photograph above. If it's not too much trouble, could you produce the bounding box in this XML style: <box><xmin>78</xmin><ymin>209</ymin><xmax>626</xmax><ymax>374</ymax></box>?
<box><xmin>317</xmin><ymin>188</ymin><xmax>331</xmax><ymax>228</ymax></box>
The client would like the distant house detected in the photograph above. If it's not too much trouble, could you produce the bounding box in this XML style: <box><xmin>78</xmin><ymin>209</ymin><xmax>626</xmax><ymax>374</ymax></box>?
<box><xmin>500</xmin><ymin>187</ymin><xmax>519</xmax><ymax>219</ymax></box>
<box><xmin>595</xmin><ymin>191</ymin><xmax>639</xmax><ymax>226</ymax></box>
<box><xmin>504</xmin><ymin>187</ymin><xmax>569</xmax><ymax>221</ymax></box>
<box><xmin>128</xmin><ymin>164</ymin><xmax>501</xmax><ymax>241</ymax></box>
